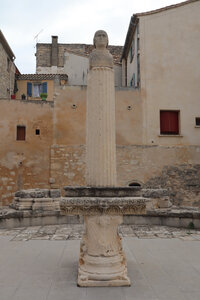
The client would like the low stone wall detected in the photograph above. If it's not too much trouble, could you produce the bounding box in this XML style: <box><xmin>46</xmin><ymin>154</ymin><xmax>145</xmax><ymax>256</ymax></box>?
<box><xmin>12</xmin><ymin>189</ymin><xmax>61</xmax><ymax>211</ymax></box>
<box><xmin>1</xmin><ymin>206</ymin><xmax>199</xmax><ymax>229</ymax></box>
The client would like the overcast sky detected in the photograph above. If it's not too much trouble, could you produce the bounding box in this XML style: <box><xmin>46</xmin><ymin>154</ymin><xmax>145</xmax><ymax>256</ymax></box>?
<box><xmin>1</xmin><ymin>0</ymin><xmax>184</xmax><ymax>73</ymax></box>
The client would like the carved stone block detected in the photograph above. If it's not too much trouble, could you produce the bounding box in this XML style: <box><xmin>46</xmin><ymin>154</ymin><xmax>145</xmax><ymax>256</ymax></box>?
<box><xmin>60</xmin><ymin>197</ymin><xmax>146</xmax><ymax>215</ymax></box>
<box><xmin>78</xmin><ymin>215</ymin><xmax>130</xmax><ymax>287</ymax></box>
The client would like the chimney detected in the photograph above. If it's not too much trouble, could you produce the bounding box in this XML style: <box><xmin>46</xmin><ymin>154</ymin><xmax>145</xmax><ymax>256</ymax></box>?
<box><xmin>51</xmin><ymin>36</ymin><xmax>58</xmax><ymax>66</ymax></box>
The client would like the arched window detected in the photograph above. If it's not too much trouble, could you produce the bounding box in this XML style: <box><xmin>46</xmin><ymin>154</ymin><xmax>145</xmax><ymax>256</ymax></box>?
<box><xmin>128</xmin><ymin>182</ymin><xmax>141</xmax><ymax>187</ymax></box>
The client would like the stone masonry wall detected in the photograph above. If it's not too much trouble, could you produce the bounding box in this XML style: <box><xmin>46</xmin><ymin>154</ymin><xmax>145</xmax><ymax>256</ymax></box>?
<box><xmin>0</xmin><ymin>99</ymin><xmax>54</xmax><ymax>206</ymax></box>
<box><xmin>0</xmin><ymin>165</ymin><xmax>17</xmax><ymax>206</ymax></box>
<box><xmin>50</xmin><ymin>145</ymin><xmax>85</xmax><ymax>191</ymax></box>
<box><xmin>36</xmin><ymin>44</ymin><xmax>51</xmax><ymax>68</ymax></box>
<box><xmin>50</xmin><ymin>144</ymin><xmax>200</xmax><ymax>207</ymax></box>
<box><xmin>0</xmin><ymin>43</ymin><xmax>15</xmax><ymax>98</ymax></box>
<box><xmin>144</xmin><ymin>164</ymin><xmax>200</xmax><ymax>207</ymax></box>
<box><xmin>36</xmin><ymin>44</ymin><xmax>71</xmax><ymax>69</ymax></box>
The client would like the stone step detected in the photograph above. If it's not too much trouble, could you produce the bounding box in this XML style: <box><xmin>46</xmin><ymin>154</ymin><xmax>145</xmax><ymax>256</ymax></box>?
<box><xmin>64</xmin><ymin>186</ymin><xmax>142</xmax><ymax>197</ymax></box>
<box><xmin>15</xmin><ymin>189</ymin><xmax>61</xmax><ymax>199</ymax></box>
<box><xmin>13</xmin><ymin>197</ymin><xmax>60</xmax><ymax>211</ymax></box>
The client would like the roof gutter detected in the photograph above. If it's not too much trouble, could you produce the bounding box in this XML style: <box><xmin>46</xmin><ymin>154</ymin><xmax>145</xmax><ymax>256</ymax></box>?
<box><xmin>121</xmin><ymin>14</ymin><xmax>138</xmax><ymax>61</ymax></box>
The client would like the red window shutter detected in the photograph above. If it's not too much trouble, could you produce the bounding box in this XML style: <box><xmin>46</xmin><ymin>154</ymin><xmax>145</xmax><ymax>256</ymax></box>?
<box><xmin>17</xmin><ymin>126</ymin><xmax>26</xmax><ymax>141</ymax></box>
<box><xmin>160</xmin><ymin>111</ymin><xmax>179</xmax><ymax>134</ymax></box>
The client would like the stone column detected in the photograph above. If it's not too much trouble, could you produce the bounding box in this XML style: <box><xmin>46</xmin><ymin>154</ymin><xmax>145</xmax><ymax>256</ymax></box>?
<box><xmin>86</xmin><ymin>67</ymin><xmax>117</xmax><ymax>186</ymax></box>
<box><xmin>77</xmin><ymin>30</ymin><xmax>130</xmax><ymax>287</ymax></box>
<box><xmin>85</xmin><ymin>31</ymin><xmax>117</xmax><ymax>187</ymax></box>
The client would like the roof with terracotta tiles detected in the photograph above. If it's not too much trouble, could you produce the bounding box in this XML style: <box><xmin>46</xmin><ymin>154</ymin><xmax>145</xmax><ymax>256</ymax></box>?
<box><xmin>17</xmin><ymin>74</ymin><xmax>68</xmax><ymax>80</ymax></box>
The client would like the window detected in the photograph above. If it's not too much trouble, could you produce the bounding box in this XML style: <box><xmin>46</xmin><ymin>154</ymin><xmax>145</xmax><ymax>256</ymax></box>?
<box><xmin>160</xmin><ymin>111</ymin><xmax>179</xmax><ymax>135</ymax></box>
<box><xmin>27</xmin><ymin>82</ymin><xmax>47</xmax><ymax>98</ymax></box>
<box><xmin>17</xmin><ymin>126</ymin><xmax>26</xmax><ymax>141</ymax></box>
<box><xmin>33</xmin><ymin>83</ymin><xmax>42</xmax><ymax>97</ymax></box>
<box><xmin>195</xmin><ymin>117</ymin><xmax>200</xmax><ymax>126</ymax></box>
<box><xmin>35</xmin><ymin>129</ymin><xmax>40</xmax><ymax>135</ymax></box>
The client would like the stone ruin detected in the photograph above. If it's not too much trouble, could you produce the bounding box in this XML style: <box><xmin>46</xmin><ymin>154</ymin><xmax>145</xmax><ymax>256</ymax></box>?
<box><xmin>11</xmin><ymin>30</ymin><xmax>198</xmax><ymax>287</ymax></box>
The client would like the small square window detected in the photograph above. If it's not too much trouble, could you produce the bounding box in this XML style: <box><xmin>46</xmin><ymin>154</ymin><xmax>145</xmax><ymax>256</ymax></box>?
<box><xmin>35</xmin><ymin>129</ymin><xmax>40</xmax><ymax>135</ymax></box>
<box><xmin>17</xmin><ymin>126</ymin><xmax>26</xmax><ymax>141</ymax></box>
<box><xmin>160</xmin><ymin>111</ymin><xmax>179</xmax><ymax>135</ymax></box>
<box><xmin>195</xmin><ymin>117</ymin><xmax>200</xmax><ymax>126</ymax></box>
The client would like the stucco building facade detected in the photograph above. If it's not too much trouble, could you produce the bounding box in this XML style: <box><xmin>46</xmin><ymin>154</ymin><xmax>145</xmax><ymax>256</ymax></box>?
<box><xmin>121</xmin><ymin>0</ymin><xmax>200</xmax><ymax>147</ymax></box>
<box><xmin>0</xmin><ymin>0</ymin><xmax>200</xmax><ymax>207</ymax></box>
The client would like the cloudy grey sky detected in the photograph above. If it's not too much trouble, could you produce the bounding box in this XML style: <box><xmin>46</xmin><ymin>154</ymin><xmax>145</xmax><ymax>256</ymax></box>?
<box><xmin>1</xmin><ymin>0</ymin><xmax>183</xmax><ymax>73</ymax></box>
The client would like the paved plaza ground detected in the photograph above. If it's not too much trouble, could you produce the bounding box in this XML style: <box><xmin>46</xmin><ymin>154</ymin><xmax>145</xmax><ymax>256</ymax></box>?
<box><xmin>0</xmin><ymin>224</ymin><xmax>200</xmax><ymax>300</ymax></box>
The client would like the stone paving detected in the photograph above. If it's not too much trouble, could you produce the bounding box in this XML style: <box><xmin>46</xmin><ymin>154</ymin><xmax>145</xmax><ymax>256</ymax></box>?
<box><xmin>0</xmin><ymin>224</ymin><xmax>200</xmax><ymax>241</ymax></box>
<box><xmin>1</xmin><ymin>224</ymin><xmax>200</xmax><ymax>299</ymax></box>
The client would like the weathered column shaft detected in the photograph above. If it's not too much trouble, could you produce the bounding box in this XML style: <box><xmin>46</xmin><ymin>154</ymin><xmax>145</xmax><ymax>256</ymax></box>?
<box><xmin>77</xmin><ymin>30</ymin><xmax>131</xmax><ymax>287</ymax></box>
<box><xmin>86</xmin><ymin>67</ymin><xmax>117</xmax><ymax>187</ymax></box>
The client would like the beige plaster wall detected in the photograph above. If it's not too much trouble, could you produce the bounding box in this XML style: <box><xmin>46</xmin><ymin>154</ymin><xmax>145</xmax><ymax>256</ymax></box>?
<box><xmin>16</xmin><ymin>80</ymin><xmax>54</xmax><ymax>101</ymax></box>
<box><xmin>115</xmin><ymin>88</ymin><xmax>142</xmax><ymax>145</ymax></box>
<box><xmin>139</xmin><ymin>1</ymin><xmax>200</xmax><ymax>146</ymax></box>
<box><xmin>0</xmin><ymin>99</ymin><xmax>53</xmax><ymax>205</ymax></box>
<box><xmin>53</xmin><ymin>86</ymin><xmax>142</xmax><ymax>146</ymax></box>
<box><xmin>53</xmin><ymin>86</ymin><xmax>86</xmax><ymax>145</ymax></box>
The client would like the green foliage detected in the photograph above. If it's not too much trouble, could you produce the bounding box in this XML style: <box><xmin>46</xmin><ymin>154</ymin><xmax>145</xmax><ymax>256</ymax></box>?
<box><xmin>188</xmin><ymin>221</ymin><xmax>195</xmax><ymax>230</ymax></box>
<box><xmin>40</xmin><ymin>93</ymin><xmax>48</xmax><ymax>99</ymax></box>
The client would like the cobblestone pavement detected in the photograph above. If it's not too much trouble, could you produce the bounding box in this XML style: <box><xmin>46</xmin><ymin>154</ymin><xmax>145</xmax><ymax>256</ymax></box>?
<box><xmin>0</xmin><ymin>224</ymin><xmax>200</xmax><ymax>241</ymax></box>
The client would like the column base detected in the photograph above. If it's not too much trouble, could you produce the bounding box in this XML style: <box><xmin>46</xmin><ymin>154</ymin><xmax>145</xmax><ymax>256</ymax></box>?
<box><xmin>78</xmin><ymin>253</ymin><xmax>130</xmax><ymax>287</ymax></box>
<box><xmin>77</xmin><ymin>215</ymin><xmax>131</xmax><ymax>287</ymax></box>
<box><xmin>78</xmin><ymin>278</ymin><xmax>130</xmax><ymax>287</ymax></box>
